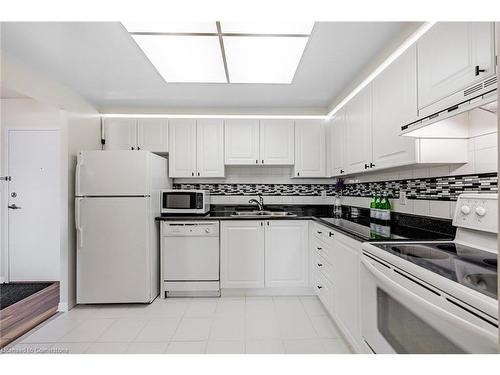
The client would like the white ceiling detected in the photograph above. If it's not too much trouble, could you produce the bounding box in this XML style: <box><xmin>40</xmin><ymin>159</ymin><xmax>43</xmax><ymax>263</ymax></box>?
<box><xmin>0</xmin><ymin>22</ymin><xmax>409</xmax><ymax>114</ymax></box>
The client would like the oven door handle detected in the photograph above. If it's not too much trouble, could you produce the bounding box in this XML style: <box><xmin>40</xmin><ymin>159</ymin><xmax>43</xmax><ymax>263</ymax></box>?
<box><xmin>361</xmin><ymin>258</ymin><xmax>497</xmax><ymax>345</ymax></box>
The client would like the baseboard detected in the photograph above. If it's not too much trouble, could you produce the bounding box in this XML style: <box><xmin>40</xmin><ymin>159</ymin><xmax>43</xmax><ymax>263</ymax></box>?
<box><xmin>57</xmin><ymin>302</ymin><xmax>69</xmax><ymax>312</ymax></box>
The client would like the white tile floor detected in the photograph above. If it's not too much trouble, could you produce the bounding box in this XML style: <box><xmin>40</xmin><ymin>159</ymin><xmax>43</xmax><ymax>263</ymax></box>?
<box><xmin>3</xmin><ymin>296</ymin><xmax>352</xmax><ymax>354</ymax></box>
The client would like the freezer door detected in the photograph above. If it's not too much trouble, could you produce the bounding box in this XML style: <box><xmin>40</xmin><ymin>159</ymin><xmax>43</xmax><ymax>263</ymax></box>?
<box><xmin>76</xmin><ymin>150</ymin><xmax>150</xmax><ymax>196</ymax></box>
<box><xmin>76</xmin><ymin>197</ymin><xmax>153</xmax><ymax>303</ymax></box>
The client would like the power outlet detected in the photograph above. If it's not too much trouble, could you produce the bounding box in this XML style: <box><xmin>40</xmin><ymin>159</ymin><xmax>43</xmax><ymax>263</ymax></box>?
<box><xmin>399</xmin><ymin>191</ymin><xmax>407</xmax><ymax>206</ymax></box>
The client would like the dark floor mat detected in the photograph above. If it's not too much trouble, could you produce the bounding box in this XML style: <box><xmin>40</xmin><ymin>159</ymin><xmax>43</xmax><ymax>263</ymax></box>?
<box><xmin>0</xmin><ymin>283</ymin><xmax>53</xmax><ymax>310</ymax></box>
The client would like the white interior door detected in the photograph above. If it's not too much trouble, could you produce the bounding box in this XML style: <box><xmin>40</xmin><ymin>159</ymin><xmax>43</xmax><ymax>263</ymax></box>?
<box><xmin>7</xmin><ymin>129</ymin><xmax>60</xmax><ymax>281</ymax></box>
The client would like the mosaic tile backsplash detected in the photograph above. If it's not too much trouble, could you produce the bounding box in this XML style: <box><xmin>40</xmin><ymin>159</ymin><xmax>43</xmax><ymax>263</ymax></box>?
<box><xmin>174</xmin><ymin>173</ymin><xmax>498</xmax><ymax>201</ymax></box>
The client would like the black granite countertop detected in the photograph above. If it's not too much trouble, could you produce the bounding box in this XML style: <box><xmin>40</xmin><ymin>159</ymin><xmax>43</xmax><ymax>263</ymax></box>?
<box><xmin>156</xmin><ymin>205</ymin><xmax>456</xmax><ymax>243</ymax></box>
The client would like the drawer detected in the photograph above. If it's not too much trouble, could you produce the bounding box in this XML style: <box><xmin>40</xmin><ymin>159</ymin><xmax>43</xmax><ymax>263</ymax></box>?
<box><xmin>313</xmin><ymin>270</ymin><xmax>333</xmax><ymax>313</ymax></box>
<box><xmin>312</xmin><ymin>223</ymin><xmax>336</xmax><ymax>244</ymax></box>
<box><xmin>314</xmin><ymin>252</ymin><xmax>332</xmax><ymax>282</ymax></box>
<box><xmin>311</xmin><ymin>236</ymin><xmax>331</xmax><ymax>262</ymax></box>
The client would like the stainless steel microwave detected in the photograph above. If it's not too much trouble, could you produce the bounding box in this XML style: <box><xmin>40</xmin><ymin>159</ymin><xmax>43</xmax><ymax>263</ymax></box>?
<box><xmin>161</xmin><ymin>189</ymin><xmax>210</xmax><ymax>214</ymax></box>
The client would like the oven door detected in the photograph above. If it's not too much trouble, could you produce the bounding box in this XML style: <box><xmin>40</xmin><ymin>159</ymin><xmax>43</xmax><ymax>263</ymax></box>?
<box><xmin>360</xmin><ymin>252</ymin><xmax>498</xmax><ymax>354</ymax></box>
<box><xmin>162</xmin><ymin>191</ymin><xmax>204</xmax><ymax>213</ymax></box>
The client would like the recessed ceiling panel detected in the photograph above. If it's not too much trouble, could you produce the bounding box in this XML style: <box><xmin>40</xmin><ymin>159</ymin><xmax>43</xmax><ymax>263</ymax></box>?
<box><xmin>220</xmin><ymin>21</ymin><xmax>315</xmax><ymax>35</ymax></box>
<box><xmin>223</xmin><ymin>36</ymin><xmax>309</xmax><ymax>83</ymax></box>
<box><xmin>122</xmin><ymin>21</ymin><xmax>217</xmax><ymax>33</ymax></box>
<box><xmin>131</xmin><ymin>35</ymin><xmax>227</xmax><ymax>83</ymax></box>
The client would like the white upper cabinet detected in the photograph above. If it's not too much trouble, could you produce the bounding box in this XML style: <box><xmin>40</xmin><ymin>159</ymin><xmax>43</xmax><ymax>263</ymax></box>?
<box><xmin>169</xmin><ymin>119</ymin><xmax>225</xmax><ymax>178</ymax></box>
<box><xmin>294</xmin><ymin>120</ymin><xmax>327</xmax><ymax>177</ymax></box>
<box><xmin>264</xmin><ymin>220</ymin><xmax>308</xmax><ymax>288</ymax></box>
<box><xmin>259</xmin><ymin>119</ymin><xmax>295</xmax><ymax>165</ymax></box>
<box><xmin>220</xmin><ymin>221</ymin><xmax>265</xmax><ymax>289</ymax></box>
<box><xmin>417</xmin><ymin>22</ymin><xmax>495</xmax><ymax>115</ymax></box>
<box><xmin>345</xmin><ymin>85</ymin><xmax>373</xmax><ymax>174</ymax></box>
<box><xmin>224</xmin><ymin>119</ymin><xmax>260</xmax><ymax>165</ymax></box>
<box><xmin>327</xmin><ymin>111</ymin><xmax>347</xmax><ymax>177</ymax></box>
<box><xmin>137</xmin><ymin>118</ymin><xmax>169</xmax><ymax>153</ymax></box>
<box><xmin>168</xmin><ymin>119</ymin><xmax>197</xmax><ymax>178</ymax></box>
<box><xmin>103</xmin><ymin>118</ymin><xmax>138</xmax><ymax>150</ymax></box>
<box><xmin>104</xmin><ymin>118</ymin><xmax>168</xmax><ymax>152</ymax></box>
<box><xmin>372</xmin><ymin>46</ymin><xmax>418</xmax><ymax>170</ymax></box>
<box><xmin>196</xmin><ymin>119</ymin><xmax>225</xmax><ymax>178</ymax></box>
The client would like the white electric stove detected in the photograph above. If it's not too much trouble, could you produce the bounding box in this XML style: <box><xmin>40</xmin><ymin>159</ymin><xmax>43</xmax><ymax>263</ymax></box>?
<box><xmin>361</xmin><ymin>193</ymin><xmax>498</xmax><ymax>354</ymax></box>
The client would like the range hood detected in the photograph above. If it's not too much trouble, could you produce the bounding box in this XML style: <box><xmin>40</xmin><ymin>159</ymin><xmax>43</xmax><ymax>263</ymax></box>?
<box><xmin>400</xmin><ymin>75</ymin><xmax>497</xmax><ymax>138</ymax></box>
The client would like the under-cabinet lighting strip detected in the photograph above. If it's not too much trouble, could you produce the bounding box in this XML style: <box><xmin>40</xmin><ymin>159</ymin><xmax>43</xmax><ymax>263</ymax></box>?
<box><xmin>326</xmin><ymin>22</ymin><xmax>435</xmax><ymax>118</ymax></box>
<box><xmin>101</xmin><ymin>113</ymin><xmax>329</xmax><ymax>120</ymax></box>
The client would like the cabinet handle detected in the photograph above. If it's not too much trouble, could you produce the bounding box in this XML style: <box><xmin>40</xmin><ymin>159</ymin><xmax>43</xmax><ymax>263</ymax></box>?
<box><xmin>370</xmin><ymin>162</ymin><xmax>375</xmax><ymax>168</ymax></box>
<box><xmin>197</xmin><ymin>172</ymin><xmax>200</xmax><ymax>176</ymax></box>
<box><xmin>475</xmin><ymin>65</ymin><xmax>486</xmax><ymax>76</ymax></box>
<box><xmin>131</xmin><ymin>146</ymin><xmax>134</xmax><ymax>150</ymax></box>
<box><xmin>317</xmin><ymin>231</ymin><xmax>322</xmax><ymax>234</ymax></box>
<box><xmin>191</xmin><ymin>172</ymin><xmax>194</xmax><ymax>176</ymax></box>
<box><xmin>340</xmin><ymin>169</ymin><xmax>344</xmax><ymax>174</ymax></box>
<box><xmin>267</xmin><ymin>221</ymin><xmax>269</xmax><ymax>226</ymax></box>
<box><xmin>364</xmin><ymin>163</ymin><xmax>369</xmax><ymax>169</ymax></box>
<box><xmin>261</xmin><ymin>222</ymin><xmax>263</xmax><ymax>226</ymax></box>
<box><xmin>297</xmin><ymin>172</ymin><xmax>300</xmax><ymax>177</ymax></box>
<box><xmin>255</xmin><ymin>159</ymin><xmax>258</xmax><ymax>164</ymax></box>
<box><xmin>329</xmin><ymin>232</ymin><xmax>334</xmax><ymax>237</ymax></box>
<box><xmin>317</xmin><ymin>263</ymin><xmax>323</xmax><ymax>267</ymax></box>
<box><xmin>317</xmin><ymin>285</ymin><xmax>323</xmax><ymax>290</ymax></box>
<box><xmin>262</xmin><ymin>159</ymin><xmax>264</xmax><ymax>164</ymax></box>
<box><xmin>137</xmin><ymin>146</ymin><xmax>140</xmax><ymax>150</ymax></box>
<box><xmin>317</xmin><ymin>247</ymin><xmax>322</xmax><ymax>250</ymax></box>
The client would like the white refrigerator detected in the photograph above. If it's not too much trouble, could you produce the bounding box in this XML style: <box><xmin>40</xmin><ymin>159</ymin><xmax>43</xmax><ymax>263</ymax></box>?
<box><xmin>75</xmin><ymin>150</ymin><xmax>170</xmax><ymax>304</ymax></box>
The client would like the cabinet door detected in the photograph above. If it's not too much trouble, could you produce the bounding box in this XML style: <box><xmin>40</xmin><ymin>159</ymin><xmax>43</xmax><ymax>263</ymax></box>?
<box><xmin>345</xmin><ymin>86</ymin><xmax>372</xmax><ymax>174</ymax></box>
<box><xmin>372</xmin><ymin>46</ymin><xmax>417</xmax><ymax>169</ymax></box>
<box><xmin>137</xmin><ymin>118</ymin><xmax>169</xmax><ymax>153</ymax></box>
<box><xmin>260</xmin><ymin>119</ymin><xmax>295</xmax><ymax>165</ymax></box>
<box><xmin>294</xmin><ymin>120</ymin><xmax>326</xmax><ymax>177</ymax></box>
<box><xmin>104</xmin><ymin>118</ymin><xmax>137</xmax><ymax>150</ymax></box>
<box><xmin>224</xmin><ymin>119</ymin><xmax>260</xmax><ymax>165</ymax></box>
<box><xmin>327</xmin><ymin>111</ymin><xmax>346</xmax><ymax>177</ymax></box>
<box><xmin>265</xmin><ymin>220</ymin><xmax>308</xmax><ymax>288</ymax></box>
<box><xmin>221</xmin><ymin>221</ymin><xmax>265</xmax><ymax>288</ymax></box>
<box><xmin>196</xmin><ymin>119</ymin><xmax>225</xmax><ymax>177</ymax></box>
<box><xmin>417</xmin><ymin>22</ymin><xmax>495</xmax><ymax>110</ymax></box>
<box><xmin>331</xmin><ymin>237</ymin><xmax>361</xmax><ymax>348</ymax></box>
<box><xmin>168</xmin><ymin>119</ymin><xmax>197</xmax><ymax>178</ymax></box>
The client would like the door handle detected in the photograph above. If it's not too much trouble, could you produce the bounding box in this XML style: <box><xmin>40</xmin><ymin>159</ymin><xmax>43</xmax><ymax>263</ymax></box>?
<box><xmin>8</xmin><ymin>204</ymin><xmax>22</xmax><ymax>209</ymax></box>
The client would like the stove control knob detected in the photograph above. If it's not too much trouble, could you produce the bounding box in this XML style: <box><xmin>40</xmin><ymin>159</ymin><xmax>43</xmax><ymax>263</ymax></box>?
<box><xmin>475</xmin><ymin>206</ymin><xmax>486</xmax><ymax>217</ymax></box>
<box><xmin>460</xmin><ymin>205</ymin><xmax>471</xmax><ymax>215</ymax></box>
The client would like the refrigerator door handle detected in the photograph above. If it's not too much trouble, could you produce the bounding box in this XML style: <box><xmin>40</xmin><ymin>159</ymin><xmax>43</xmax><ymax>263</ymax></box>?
<box><xmin>76</xmin><ymin>154</ymin><xmax>83</xmax><ymax>196</ymax></box>
<box><xmin>75</xmin><ymin>198</ymin><xmax>83</xmax><ymax>248</ymax></box>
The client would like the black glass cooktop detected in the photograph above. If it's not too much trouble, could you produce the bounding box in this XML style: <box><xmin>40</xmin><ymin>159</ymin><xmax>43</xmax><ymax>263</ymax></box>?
<box><xmin>373</xmin><ymin>242</ymin><xmax>498</xmax><ymax>299</ymax></box>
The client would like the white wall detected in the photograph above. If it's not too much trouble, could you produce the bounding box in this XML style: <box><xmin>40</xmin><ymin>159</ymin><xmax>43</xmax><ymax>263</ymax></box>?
<box><xmin>0</xmin><ymin>52</ymin><xmax>101</xmax><ymax>310</ymax></box>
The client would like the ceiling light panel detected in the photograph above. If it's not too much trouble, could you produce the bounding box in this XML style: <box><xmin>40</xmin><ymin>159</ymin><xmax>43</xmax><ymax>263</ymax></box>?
<box><xmin>220</xmin><ymin>21</ymin><xmax>315</xmax><ymax>35</ymax></box>
<box><xmin>132</xmin><ymin>35</ymin><xmax>227</xmax><ymax>83</ymax></box>
<box><xmin>122</xmin><ymin>21</ymin><xmax>217</xmax><ymax>33</ymax></box>
<box><xmin>223</xmin><ymin>36</ymin><xmax>309</xmax><ymax>84</ymax></box>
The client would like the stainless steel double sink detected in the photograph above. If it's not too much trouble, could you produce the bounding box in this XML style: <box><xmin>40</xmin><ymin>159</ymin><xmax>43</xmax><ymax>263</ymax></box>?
<box><xmin>230</xmin><ymin>210</ymin><xmax>297</xmax><ymax>218</ymax></box>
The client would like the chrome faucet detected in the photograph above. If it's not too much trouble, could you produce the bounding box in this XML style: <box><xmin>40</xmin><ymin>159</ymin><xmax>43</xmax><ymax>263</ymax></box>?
<box><xmin>248</xmin><ymin>194</ymin><xmax>264</xmax><ymax>211</ymax></box>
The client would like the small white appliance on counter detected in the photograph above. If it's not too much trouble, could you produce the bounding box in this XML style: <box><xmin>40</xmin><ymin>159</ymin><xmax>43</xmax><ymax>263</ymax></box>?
<box><xmin>361</xmin><ymin>193</ymin><xmax>498</xmax><ymax>354</ymax></box>
<box><xmin>161</xmin><ymin>221</ymin><xmax>220</xmax><ymax>297</ymax></box>
<box><xmin>75</xmin><ymin>150</ymin><xmax>170</xmax><ymax>304</ymax></box>
<box><xmin>161</xmin><ymin>189</ymin><xmax>210</xmax><ymax>215</ymax></box>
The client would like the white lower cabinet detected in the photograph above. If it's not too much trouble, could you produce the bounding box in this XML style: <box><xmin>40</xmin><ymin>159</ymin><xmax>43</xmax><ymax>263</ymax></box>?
<box><xmin>310</xmin><ymin>222</ymin><xmax>364</xmax><ymax>353</ymax></box>
<box><xmin>220</xmin><ymin>220</ymin><xmax>308</xmax><ymax>289</ymax></box>
<box><xmin>265</xmin><ymin>220</ymin><xmax>308</xmax><ymax>288</ymax></box>
<box><xmin>220</xmin><ymin>221</ymin><xmax>265</xmax><ymax>288</ymax></box>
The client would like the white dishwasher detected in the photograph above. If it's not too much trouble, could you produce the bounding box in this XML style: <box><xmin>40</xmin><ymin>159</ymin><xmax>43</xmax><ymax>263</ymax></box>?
<box><xmin>161</xmin><ymin>221</ymin><xmax>220</xmax><ymax>297</ymax></box>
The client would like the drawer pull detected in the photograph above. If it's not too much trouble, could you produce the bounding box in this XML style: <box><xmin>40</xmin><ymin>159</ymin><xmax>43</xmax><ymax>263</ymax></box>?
<box><xmin>317</xmin><ymin>231</ymin><xmax>322</xmax><ymax>234</ymax></box>
<box><xmin>317</xmin><ymin>263</ymin><xmax>323</xmax><ymax>267</ymax></box>
<box><xmin>316</xmin><ymin>247</ymin><xmax>322</xmax><ymax>250</ymax></box>
<box><xmin>317</xmin><ymin>285</ymin><xmax>323</xmax><ymax>289</ymax></box>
